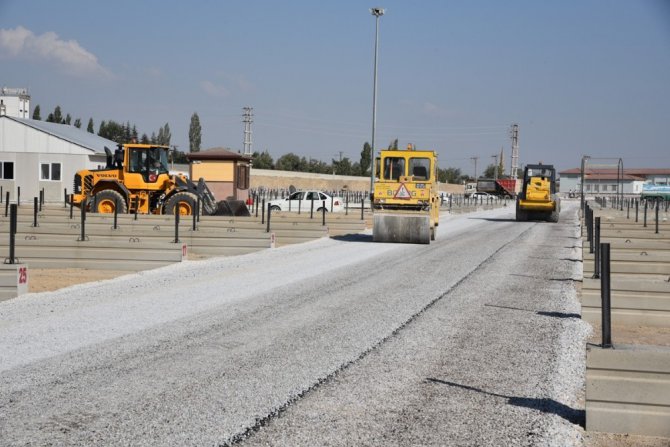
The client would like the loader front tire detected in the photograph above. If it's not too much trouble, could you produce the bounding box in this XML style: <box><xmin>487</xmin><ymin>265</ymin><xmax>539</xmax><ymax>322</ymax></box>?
<box><xmin>165</xmin><ymin>192</ymin><xmax>198</xmax><ymax>216</ymax></box>
<box><xmin>92</xmin><ymin>190</ymin><xmax>127</xmax><ymax>214</ymax></box>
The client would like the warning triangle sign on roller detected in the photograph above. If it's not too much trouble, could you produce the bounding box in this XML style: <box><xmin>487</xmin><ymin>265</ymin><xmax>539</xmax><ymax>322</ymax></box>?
<box><xmin>394</xmin><ymin>183</ymin><xmax>412</xmax><ymax>199</ymax></box>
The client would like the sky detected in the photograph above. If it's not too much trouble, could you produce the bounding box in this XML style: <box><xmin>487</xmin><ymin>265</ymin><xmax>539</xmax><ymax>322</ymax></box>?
<box><xmin>1</xmin><ymin>0</ymin><xmax>669</xmax><ymax>176</ymax></box>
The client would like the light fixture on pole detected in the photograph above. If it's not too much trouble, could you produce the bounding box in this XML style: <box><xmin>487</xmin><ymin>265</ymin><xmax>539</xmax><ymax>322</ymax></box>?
<box><xmin>369</xmin><ymin>7</ymin><xmax>385</xmax><ymax>196</ymax></box>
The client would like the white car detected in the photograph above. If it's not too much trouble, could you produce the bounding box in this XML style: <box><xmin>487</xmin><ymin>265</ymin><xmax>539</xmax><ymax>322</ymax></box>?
<box><xmin>268</xmin><ymin>190</ymin><xmax>344</xmax><ymax>213</ymax></box>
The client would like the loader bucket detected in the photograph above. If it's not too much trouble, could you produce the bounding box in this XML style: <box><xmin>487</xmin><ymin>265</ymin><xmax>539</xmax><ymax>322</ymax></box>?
<box><xmin>210</xmin><ymin>200</ymin><xmax>251</xmax><ymax>216</ymax></box>
<box><xmin>373</xmin><ymin>212</ymin><xmax>431</xmax><ymax>244</ymax></box>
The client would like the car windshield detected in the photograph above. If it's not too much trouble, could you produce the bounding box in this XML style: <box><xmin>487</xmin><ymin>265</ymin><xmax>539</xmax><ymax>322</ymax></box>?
<box><xmin>408</xmin><ymin>157</ymin><xmax>430</xmax><ymax>180</ymax></box>
<box><xmin>527</xmin><ymin>167</ymin><xmax>552</xmax><ymax>178</ymax></box>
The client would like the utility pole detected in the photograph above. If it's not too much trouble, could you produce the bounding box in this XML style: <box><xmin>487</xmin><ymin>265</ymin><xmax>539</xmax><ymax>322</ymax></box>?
<box><xmin>471</xmin><ymin>156</ymin><xmax>479</xmax><ymax>180</ymax></box>
<box><xmin>510</xmin><ymin>123</ymin><xmax>519</xmax><ymax>179</ymax></box>
<box><xmin>242</xmin><ymin>106</ymin><xmax>254</xmax><ymax>156</ymax></box>
<box><xmin>369</xmin><ymin>7</ymin><xmax>385</xmax><ymax>195</ymax></box>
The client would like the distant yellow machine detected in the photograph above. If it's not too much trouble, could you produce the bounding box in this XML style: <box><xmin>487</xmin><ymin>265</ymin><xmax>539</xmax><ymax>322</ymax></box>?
<box><xmin>372</xmin><ymin>144</ymin><xmax>439</xmax><ymax>244</ymax></box>
<box><xmin>71</xmin><ymin>143</ymin><xmax>219</xmax><ymax>216</ymax></box>
<box><xmin>515</xmin><ymin>163</ymin><xmax>560</xmax><ymax>222</ymax></box>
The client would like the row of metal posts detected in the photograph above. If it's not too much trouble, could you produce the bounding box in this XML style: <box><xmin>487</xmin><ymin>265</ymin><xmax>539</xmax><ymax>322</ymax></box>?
<box><xmin>583</xmin><ymin>201</ymin><xmax>613</xmax><ymax>348</ymax></box>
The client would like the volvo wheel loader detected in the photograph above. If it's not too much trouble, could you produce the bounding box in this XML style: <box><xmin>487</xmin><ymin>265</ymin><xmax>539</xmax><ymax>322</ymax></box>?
<box><xmin>372</xmin><ymin>144</ymin><xmax>439</xmax><ymax>244</ymax></box>
<box><xmin>71</xmin><ymin>143</ymin><xmax>246</xmax><ymax>216</ymax></box>
<box><xmin>515</xmin><ymin>163</ymin><xmax>560</xmax><ymax>222</ymax></box>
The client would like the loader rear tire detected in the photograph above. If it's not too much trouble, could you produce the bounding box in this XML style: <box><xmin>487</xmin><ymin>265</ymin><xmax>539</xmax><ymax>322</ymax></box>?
<box><xmin>92</xmin><ymin>190</ymin><xmax>127</xmax><ymax>214</ymax></box>
<box><xmin>164</xmin><ymin>192</ymin><xmax>198</xmax><ymax>216</ymax></box>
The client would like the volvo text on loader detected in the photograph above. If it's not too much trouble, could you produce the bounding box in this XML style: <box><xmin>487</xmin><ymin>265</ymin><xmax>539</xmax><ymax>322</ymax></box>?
<box><xmin>515</xmin><ymin>163</ymin><xmax>560</xmax><ymax>222</ymax></box>
<box><xmin>71</xmin><ymin>143</ymin><xmax>245</xmax><ymax>216</ymax></box>
<box><xmin>372</xmin><ymin>144</ymin><xmax>439</xmax><ymax>244</ymax></box>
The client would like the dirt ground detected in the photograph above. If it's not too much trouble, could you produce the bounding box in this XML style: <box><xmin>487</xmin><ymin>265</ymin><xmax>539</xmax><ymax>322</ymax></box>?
<box><xmin>28</xmin><ymin>268</ymin><xmax>130</xmax><ymax>293</ymax></box>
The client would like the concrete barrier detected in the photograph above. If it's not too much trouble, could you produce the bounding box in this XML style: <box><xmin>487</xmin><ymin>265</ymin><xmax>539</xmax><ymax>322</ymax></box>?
<box><xmin>582</xmin><ymin>278</ymin><xmax>670</xmax><ymax>328</ymax></box>
<box><xmin>586</xmin><ymin>343</ymin><xmax>670</xmax><ymax>437</ymax></box>
<box><xmin>0</xmin><ymin>263</ymin><xmax>28</xmax><ymax>301</ymax></box>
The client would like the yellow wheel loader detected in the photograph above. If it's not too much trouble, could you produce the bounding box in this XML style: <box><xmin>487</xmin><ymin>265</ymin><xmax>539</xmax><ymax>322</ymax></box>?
<box><xmin>71</xmin><ymin>143</ymin><xmax>240</xmax><ymax>216</ymax></box>
<box><xmin>515</xmin><ymin>163</ymin><xmax>560</xmax><ymax>222</ymax></box>
<box><xmin>372</xmin><ymin>144</ymin><xmax>439</xmax><ymax>244</ymax></box>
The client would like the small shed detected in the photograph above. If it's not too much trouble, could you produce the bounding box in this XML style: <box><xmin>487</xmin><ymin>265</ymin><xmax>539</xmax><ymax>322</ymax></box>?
<box><xmin>186</xmin><ymin>147</ymin><xmax>251</xmax><ymax>202</ymax></box>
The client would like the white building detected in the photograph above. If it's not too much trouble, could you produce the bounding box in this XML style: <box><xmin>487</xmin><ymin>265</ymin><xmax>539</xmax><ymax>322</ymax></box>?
<box><xmin>0</xmin><ymin>115</ymin><xmax>114</xmax><ymax>203</ymax></box>
<box><xmin>0</xmin><ymin>87</ymin><xmax>30</xmax><ymax>119</ymax></box>
<box><xmin>559</xmin><ymin>167</ymin><xmax>670</xmax><ymax>196</ymax></box>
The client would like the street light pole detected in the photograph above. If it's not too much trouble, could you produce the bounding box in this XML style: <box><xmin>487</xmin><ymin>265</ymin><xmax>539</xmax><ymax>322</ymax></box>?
<box><xmin>369</xmin><ymin>7</ymin><xmax>385</xmax><ymax>196</ymax></box>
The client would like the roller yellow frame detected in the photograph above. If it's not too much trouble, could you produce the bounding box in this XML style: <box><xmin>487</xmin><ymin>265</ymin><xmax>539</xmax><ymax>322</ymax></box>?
<box><xmin>372</xmin><ymin>145</ymin><xmax>439</xmax><ymax>244</ymax></box>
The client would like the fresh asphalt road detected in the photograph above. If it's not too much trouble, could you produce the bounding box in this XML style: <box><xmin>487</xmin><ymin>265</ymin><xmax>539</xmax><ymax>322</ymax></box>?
<box><xmin>0</xmin><ymin>201</ymin><xmax>588</xmax><ymax>446</ymax></box>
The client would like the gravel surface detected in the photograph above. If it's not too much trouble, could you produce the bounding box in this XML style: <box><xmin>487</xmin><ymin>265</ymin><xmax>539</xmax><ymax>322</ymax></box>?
<box><xmin>0</xmin><ymin>202</ymin><xmax>590</xmax><ymax>446</ymax></box>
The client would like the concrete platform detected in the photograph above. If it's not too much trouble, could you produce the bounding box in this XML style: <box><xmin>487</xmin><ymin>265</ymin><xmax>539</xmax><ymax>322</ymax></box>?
<box><xmin>586</xmin><ymin>343</ymin><xmax>670</xmax><ymax>438</ymax></box>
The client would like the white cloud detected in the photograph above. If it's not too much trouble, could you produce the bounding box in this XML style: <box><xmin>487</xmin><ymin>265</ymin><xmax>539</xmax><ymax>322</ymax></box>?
<box><xmin>200</xmin><ymin>80</ymin><xmax>230</xmax><ymax>97</ymax></box>
<box><xmin>0</xmin><ymin>26</ymin><xmax>111</xmax><ymax>78</ymax></box>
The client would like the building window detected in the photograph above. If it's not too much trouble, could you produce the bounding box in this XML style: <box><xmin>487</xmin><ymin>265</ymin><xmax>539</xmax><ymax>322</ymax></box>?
<box><xmin>40</xmin><ymin>163</ymin><xmax>62</xmax><ymax>181</ymax></box>
<box><xmin>612</xmin><ymin>184</ymin><xmax>618</xmax><ymax>192</ymax></box>
<box><xmin>586</xmin><ymin>184</ymin><xmax>592</xmax><ymax>192</ymax></box>
<box><xmin>0</xmin><ymin>161</ymin><xmax>14</xmax><ymax>179</ymax></box>
<box><xmin>237</xmin><ymin>165</ymin><xmax>249</xmax><ymax>189</ymax></box>
<box><xmin>594</xmin><ymin>184</ymin><xmax>599</xmax><ymax>192</ymax></box>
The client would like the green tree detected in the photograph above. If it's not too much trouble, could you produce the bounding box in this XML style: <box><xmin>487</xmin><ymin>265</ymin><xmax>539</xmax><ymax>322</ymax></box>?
<box><xmin>73</xmin><ymin>118</ymin><xmax>82</xmax><ymax>128</ymax></box>
<box><xmin>52</xmin><ymin>106</ymin><xmax>63</xmax><ymax>124</ymax></box>
<box><xmin>131</xmin><ymin>125</ymin><xmax>138</xmax><ymax>141</ymax></box>
<box><xmin>359</xmin><ymin>142</ymin><xmax>371</xmax><ymax>176</ymax></box>
<box><xmin>483</xmin><ymin>164</ymin><xmax>497</xmax><ymax>179</ymax></box>
<box><xmin>98</xmin><ymin>120</ymin><xmax>127</xmax><ymax>144</ymax></box>
<box><xmin>275</xmin><ymin>152</ymin><xmax>303</xmax><ymax>171</ymax></box>
<box><xmin>46</xmin><ymin>113</ymin><xmax>54</xmax><ymax>122</ymax></box>
<box><xmin>332</xmin><ymin>157</ymin><xmax>353</xmax><ymax>175</ymax></box>
<box><xmin>189</xmin><ymin>112</ymin><xmax>202</xmax><ymax>153</ymax></box>
<box><xmin>32</xmin><ymin>105</ymin><xmax>41</xmax><ymax>120</ymax></box>
<box><xmin>64</xmin><ymin>113</ymin><xmax>71</xmax><ymax>125</ymax></box>
<box><xmin>438</xmin><ymin>167</ymin><xmax>462</xmax><ymax>183</ymax></box>
<box><xmin>86</xmin><ymin>118</ymin><xmax>94</xmax><ymax>133</ymax></box>
<box><xmin>140</xmin><ymin>133</ymin><xmax>150</xmax><ymax>144</ymax></box>
<box><xmin>252</xmin><ymin>150</ymin><xmax>274</xmax><ymax>169</ymax></box>
<box><xmin>156</xmin><ymin>123</ymin><xmax>171</xmax><ymax>146</ymax></box>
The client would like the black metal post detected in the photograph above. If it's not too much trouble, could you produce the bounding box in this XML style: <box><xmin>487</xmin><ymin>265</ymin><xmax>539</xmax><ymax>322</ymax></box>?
<box><xmin>39</xmin><ymin>189</ymin><xmax>43</xmax><ymax>211</ymax></box>
<box><xmin>600</xmin><ymin>242</ymin><xmax>612</xmax><ymax>348</ymax></box>
<box><xmin>173</xmin><ymin>205</ymin><xmax>180</xmax><ymax>243</ymax></box>
<box><xmin>32</xmin><ymin>197</ymin><xmax>38</xmax><ymax>227</ymax></box>
<box><xmin>0</xmin><ymin>186</ymin><xmax>2</xmax><ymax>203</ymax></box>
<box><xmin>8</xmin><ymin>204</ymin><xmax>17</xmax><ymax>264</ymax></box>
<box><xmin>592</xmin><ymin>217</ymin><xmax>600</xmax><ymax>278</ymax></box>
<box><xmin>255</xmin><ymin>194</ymin><xmax>259</xmax><ymax>218</ymax></box>
<box><xmin>626</xmin><ymin>199</ymin><xmax>630</xmax><ymax>219</ymax></box>
<box><xmin>361</xmin><ymin>197</ymin><xmax>365</xmax><ymax>220</ymax></box>
<box><xmin>69</xmin><ymin>194</ymin><xmax>74</xmax><ymax>219</ymax></box>
<box><xmin>79</xmin><ymin>198</ymin><xmax>87</xmax><ymax>241</ymax></box>
<box><xmin>134</xmin><ymin>196</ymin><xmax>139</xmax><ymax>221</ymax></box>
<box><xmin>322</xmin><ymin>200</ymin><xmax>326</xmax><ymax>226</ymax></box>
<box><xmin>643</xmin><ymin>200</ymin><xmax>648</xmax><ymax>227</ymax></box>
<box><xmin>298</xmin><ymin>197</ymin><xmax>302</xmax><ymax>215</ymax></box>
<box><xmin>656</xmin><ymin>203</ymin><xmax>660</xmax><ymax>234</ymax></box>
<box><xmin>266</xmin><ymin>203</ymin><xmax>271</xmax><ymax>233</ymax></box>
<box><xmin>17</xmin><ymin>186</ymin><xmax>20</xmax><ymax>207</ymax></box>
<box><xmin>113</xmin><ymin>198</ymin><xmax>118</xmax><ymax>230</ymax></box>
<box><xmin>261</xmin><ymin>198</ymin><xmax>265</xmax><ymax>224</ymax></box>
<box><xmin>196</xmin><ymin>197</ymin><xmax>201</xmax><ymax>223</ymax></box>
<box><xmin>192</xmin><ymin>202</ymin><xmax>197</xmax><ymax>231</ymax></box>
<box><xmin>5</xmin><ymin>191</ymin><xmax>9</xmax><ymax>217</ymax></box>
<box><xmin>64</xmin><ymin>188</ymin><xmax>68</xmax><ymax>207</ymax></box>
<box><xmin>310</xmin><ymin>197</ymin><xmax>314</xmax><ymax>219</ymax></box>
<box><xmin>345</xmin><ymin>193</ymin><xmax>349</xmax><ymax>216</ymax></box>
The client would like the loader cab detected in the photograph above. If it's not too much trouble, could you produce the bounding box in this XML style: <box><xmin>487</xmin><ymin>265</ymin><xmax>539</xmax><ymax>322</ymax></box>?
<box><xmin>126</xmin><ymin>145</ymin><xmax>170</xmax><ymax>183</ymax></box>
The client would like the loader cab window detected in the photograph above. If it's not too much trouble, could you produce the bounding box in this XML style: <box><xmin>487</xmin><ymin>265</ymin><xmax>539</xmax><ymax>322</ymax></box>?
<box><xmin>128</xmin><ymin>147</ymin><xmax>169</xmax><ymax>175</ymax></box>
<box><xmin>383</xmin><ymin>157</ymin><xmax>405</xmax><ymax>180</ymax></box>
<box><xmin>409</xmin><ymin>157</ymin><xmax>430</xmax><ymax>180</ymax></box>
